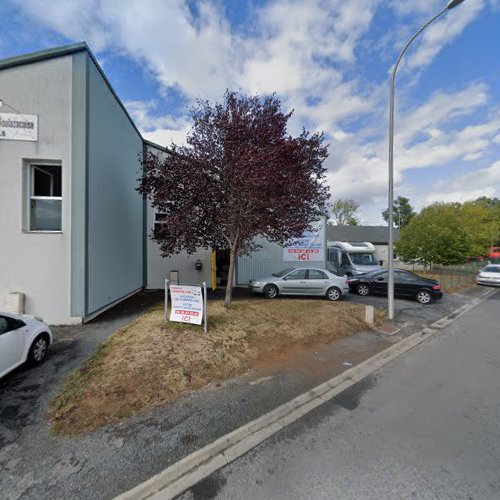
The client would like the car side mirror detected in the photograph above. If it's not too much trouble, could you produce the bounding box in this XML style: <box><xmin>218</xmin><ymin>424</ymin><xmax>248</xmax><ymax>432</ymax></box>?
<box><xmin>376</xmin><ymin>277</ymin><xmax>384</xmax><ymax>281</ymax></box>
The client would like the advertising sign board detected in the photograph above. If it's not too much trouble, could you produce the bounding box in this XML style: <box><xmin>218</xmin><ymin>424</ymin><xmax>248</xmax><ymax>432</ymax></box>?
<box><xmin>169</xmin><ymin>285</ymin><xmax>203</xmax><ymax>325</ymax></box>
<box><xmin>283</xmin><ymin>219</ymin><xmax>325</xmax><ymax>262</ymax></box>
<box><xmin>0</xmin><ymin>113</ymin><xmax>38</xmax><ymax>141</ymax></box>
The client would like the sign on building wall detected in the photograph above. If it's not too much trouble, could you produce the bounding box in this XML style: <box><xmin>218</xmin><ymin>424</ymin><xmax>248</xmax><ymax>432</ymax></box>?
<box><xmin>0</xmin><ymin>112</ymin><xmax>38</xmax><ymax>141</ymax></box>
<box><xmin>283</xmin><ymin>219</ymin><xmax>325</xmax><ymax>262</ymax></box>
<box><xmin>169</xmin><ymin>285</ymin><xmax>204</xmax><ymax>325</ymax></box>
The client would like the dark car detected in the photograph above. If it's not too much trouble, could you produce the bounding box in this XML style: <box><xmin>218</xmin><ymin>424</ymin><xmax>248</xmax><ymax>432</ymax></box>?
<box><xmin>347</xmin><ymin>269</ymin><xmax>443</xmax><ymax>304</ymax></box>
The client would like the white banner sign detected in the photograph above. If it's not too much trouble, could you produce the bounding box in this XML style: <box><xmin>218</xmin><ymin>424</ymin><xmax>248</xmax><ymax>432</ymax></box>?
<box><xmin>0</xmin><ymin>112</ymin><xmax>38</xmax><ymax>141</ymax></box>
<box><xmin>283</xmin><ymin>220</ymin><xmax>325</xmax><ymax>262</ymax></box>
<box><xmin>169</xmin><ymin>285</ymin><xmax>203</xmax><ymax>325</ymax></box>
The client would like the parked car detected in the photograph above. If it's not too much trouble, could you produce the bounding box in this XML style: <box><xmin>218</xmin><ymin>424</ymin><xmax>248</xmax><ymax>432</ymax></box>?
<box><xmin>0</xmin><ymin>312</ymin><xmax>53</xmax><ymax>379</ymax></box>
<box><xmin>249</xmin><ymin>267</ymin><xmax>349</xmax><ymax>301</ymax></box>
<box><xmin>347</xmin><ymin>269</ymin><xmax>443</xmax><ymax>304</ymax></box>
<box><xmin>476</xmin><ymin>264</ymin><xmax>500</xmax><ymax>287</ymax></box>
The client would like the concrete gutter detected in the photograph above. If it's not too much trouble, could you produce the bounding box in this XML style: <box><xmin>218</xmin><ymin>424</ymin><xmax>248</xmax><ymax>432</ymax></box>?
<box><xmin>115</xmin><ymin>287</ymin><xmax>497</xmax><ymax>500</ymax></box>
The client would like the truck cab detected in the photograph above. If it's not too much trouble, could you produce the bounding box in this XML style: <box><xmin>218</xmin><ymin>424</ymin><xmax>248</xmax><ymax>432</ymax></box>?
<box><xmin>327</xmin><ymin>241</ymin><xmax>382</xmax><ymax>276</ymax></box>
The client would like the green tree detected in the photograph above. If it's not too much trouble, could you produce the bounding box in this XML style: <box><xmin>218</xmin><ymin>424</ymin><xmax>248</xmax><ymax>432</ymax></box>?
<box><xmin>330</xmin><ymin>198</ymin><xmax>360</xmax><ymax>226</ymax></box>
<box><xmin>396</xmin><ymin>203</ymin><xmax>472</xmax><ymax>266</ymax></box>
<box><xmin>460</xmin><ymin>200</ymin><xmax>500</xmax><ymax>256</ymax></box>
<box><xmin>382</xmin><ymin>196</ymin><xmax>416</xmax><ymax>228</ymax></box>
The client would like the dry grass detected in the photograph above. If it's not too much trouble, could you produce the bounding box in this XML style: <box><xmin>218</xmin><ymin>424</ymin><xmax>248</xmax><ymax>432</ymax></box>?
<box><xmin>49</xmin><ymin>298</ymin><xmax>379</xmax><ymax>435</ymax></box>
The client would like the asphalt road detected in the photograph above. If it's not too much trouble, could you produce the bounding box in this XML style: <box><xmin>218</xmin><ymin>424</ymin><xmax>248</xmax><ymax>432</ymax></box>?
<box><xmin>0</xmin><ymin>287</ymin><xmax>491</xmax><ymax>500</ymax></box>
<box><xmin>180</xmin><ymin>289</ymin><xmax>500</xmax><ymax>500</ymax></box>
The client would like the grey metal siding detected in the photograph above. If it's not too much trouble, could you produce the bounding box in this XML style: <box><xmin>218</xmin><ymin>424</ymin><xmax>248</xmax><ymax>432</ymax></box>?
<box><xmin>86</xmin><ymin>58</ymin><xmax>143</xmax><ymax>315</ymax></box>
<box><xmin>70</xmin><ymin>51</ymin><xmax>88</xmax><ymax>317</ymax></box>
<box><xmin>236</xmin><ymin>237</ymin><xmax>327</xmax><ymax>285</ymax></box>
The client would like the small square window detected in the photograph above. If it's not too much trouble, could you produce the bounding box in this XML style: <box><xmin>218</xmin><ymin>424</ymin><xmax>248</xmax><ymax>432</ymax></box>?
<box><xmin>28</xmin><ymin>164</ymin><xmax>62</xmax><ymax>231</ymax></box>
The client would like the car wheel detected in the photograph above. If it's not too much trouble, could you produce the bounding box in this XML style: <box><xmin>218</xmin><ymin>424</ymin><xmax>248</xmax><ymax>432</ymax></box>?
<box><xmin>28</xmin><ymin>334</ymin><xmax>50</xmax><ymax>364</ymax></box>
<box><xmin>326</xmin><ymin>287</ymin><xmax>341</xmax><ymax>301</ymax></box>
<box><xmin>416</xmin><ymin>290</ymin><xmax>432</xmax><ymax>305</ymax></box>
<box><xmin>263</xmin><ymin>284</ymin><xmax>278</xmax><ymax>299</ymax></box>
<box><xmin>357</xmin><ymin>283</ymin><xmax>370</xmax><ymax>296</ymax></box>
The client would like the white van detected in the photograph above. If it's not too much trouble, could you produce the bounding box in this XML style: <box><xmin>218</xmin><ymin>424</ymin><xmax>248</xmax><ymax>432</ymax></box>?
<box><xmin>327</xmin><ymin>241</ymin><xmax>381</xmax><ymax>276</ymax></box>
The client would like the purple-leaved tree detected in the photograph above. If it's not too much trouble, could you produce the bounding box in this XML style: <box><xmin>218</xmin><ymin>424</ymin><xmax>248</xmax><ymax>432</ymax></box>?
<box><xmin>138</xmin><ymin>91</ymin><xmax>330</xmax><ymax>306</ymax></box>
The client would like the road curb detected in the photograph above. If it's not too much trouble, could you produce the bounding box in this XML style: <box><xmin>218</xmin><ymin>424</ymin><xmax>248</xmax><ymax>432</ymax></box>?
<box><xmin>115</xmin><ymin>287</ymin><xmax>497</xmax><ymax>500</ymax></box>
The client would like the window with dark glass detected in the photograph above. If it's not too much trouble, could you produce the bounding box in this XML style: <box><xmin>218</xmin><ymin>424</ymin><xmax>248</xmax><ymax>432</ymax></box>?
<box><xmin>29</xmin><ymin>164</ymin><xmax>62</xmax><ymax>231</ymax></box>
<box><xmin>308</xmin><ymin>269</ymin><xmax>328</xmax><ymax>280</ymax></box>
<box><xmin>154</xmin><ymin>212</ymin><xmax>168</xmax><ymax>238</ymax></box>
<box><xmin>286</xmin><ymin>269</ymin><xmax>307</xmax><ymax>280</ymax></box>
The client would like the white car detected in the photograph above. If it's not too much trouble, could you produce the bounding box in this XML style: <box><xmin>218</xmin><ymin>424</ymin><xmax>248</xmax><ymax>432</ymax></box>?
<box><xmin>476</xmin><ymin>264</ymin><xmax>500</xmax><ymax>287</ymax></box>
<box><xmin>0</xmin><ymin>312</ymin><xmax>53</xmax><ymax>379</ymax></box>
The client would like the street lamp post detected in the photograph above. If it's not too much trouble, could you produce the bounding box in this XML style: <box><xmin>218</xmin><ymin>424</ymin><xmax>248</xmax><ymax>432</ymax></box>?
<box><xmin>387</xmin><ymin>0</ymin><xmax>468</xmax><ymax>320</ymax></box>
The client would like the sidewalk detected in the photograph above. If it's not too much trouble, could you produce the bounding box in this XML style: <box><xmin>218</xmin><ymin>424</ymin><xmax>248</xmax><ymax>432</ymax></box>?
<box><xmin>0</xmin><ymin>286</ymin><xmax>491</xmax><ymax>500</ymax></box>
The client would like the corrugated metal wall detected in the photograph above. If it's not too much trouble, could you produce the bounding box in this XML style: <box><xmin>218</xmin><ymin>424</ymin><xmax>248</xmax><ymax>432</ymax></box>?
<box><xmin>86</xmin><ymin>59</ymin><xmax>143</xmax><ymax>315</ymax></box>
<box><xmin>236</xmin><ymin>237</ymin><xmax>327</xmax><ymax>285</ymax></box>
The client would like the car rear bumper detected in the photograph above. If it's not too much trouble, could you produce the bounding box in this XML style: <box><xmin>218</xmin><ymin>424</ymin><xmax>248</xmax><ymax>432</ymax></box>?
<box><xmin>432</xmin><ymin>291</ymin><xmax>444</xmax><ymax>300</ymax></box>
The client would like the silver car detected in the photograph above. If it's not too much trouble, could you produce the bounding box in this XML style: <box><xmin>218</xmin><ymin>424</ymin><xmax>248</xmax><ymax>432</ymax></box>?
<box><xmin>249</xmin><ymin>267</ymin><xmax>349</xmax><ymax>301</ymax></box>
<box><xmin>476</xmin><ymin>264</ymin><xmax>500</xmax><ymax>286</ymax></box>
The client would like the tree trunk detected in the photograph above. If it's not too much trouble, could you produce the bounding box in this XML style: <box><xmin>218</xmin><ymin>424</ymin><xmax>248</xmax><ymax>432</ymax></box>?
<box><xmin>224</xmin><ymin>246</ymin><xmax>237</xmax><ymax>307</ymax></box>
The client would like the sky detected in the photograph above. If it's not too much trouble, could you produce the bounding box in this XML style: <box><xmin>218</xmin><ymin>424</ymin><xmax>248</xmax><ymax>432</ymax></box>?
<box><xmin>1</xmin><ymin>0</ymin><xmax>499</xmax><ymax>224</ymax></box>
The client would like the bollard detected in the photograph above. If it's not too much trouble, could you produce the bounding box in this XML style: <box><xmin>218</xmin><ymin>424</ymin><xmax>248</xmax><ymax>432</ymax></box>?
<box><xmin>365</xmin><ymin>305</ymin><xmax>374</xmax><ymax>325</ymax></box>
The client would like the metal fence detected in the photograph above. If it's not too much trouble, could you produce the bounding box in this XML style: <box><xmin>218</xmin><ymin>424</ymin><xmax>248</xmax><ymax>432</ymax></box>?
<box><xmin>417</xmin><ymin>260</ymin><xmax>500</xmax><ymax>292</ymax></box>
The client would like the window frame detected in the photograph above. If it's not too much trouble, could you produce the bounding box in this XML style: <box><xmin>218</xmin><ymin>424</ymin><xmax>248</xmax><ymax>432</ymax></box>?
<box><xmin>153</xmin><ymin>211</ymin><xmax>168</xmax><ymax>239</ymax></box>
<box><xmin>25</xmin><ymin>161</ymin><xmax>63</xmax><ymax>233</ymax></box>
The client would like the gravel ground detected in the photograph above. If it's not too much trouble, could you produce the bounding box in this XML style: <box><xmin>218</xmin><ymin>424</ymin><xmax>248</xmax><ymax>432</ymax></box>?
<box><xmin>0</xmin><ymin>286</ymin><xmax>486</xmax><ymax>500</ymax></box>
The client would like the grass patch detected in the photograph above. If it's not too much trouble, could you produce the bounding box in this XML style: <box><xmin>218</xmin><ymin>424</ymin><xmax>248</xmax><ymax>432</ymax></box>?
<box><xmin>49</xmin><ymin>298</ymin><xmax>379</xmax><ymax>435</ymax></box>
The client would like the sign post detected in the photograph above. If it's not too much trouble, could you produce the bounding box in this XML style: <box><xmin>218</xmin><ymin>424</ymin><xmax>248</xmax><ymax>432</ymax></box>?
<box><xmin>164</xmin><ymin>279</ymin><xmax>169</xmax><ymax>321</ymax></box>
<box><xmin>165</xmin><ymin>282</ymin><xmax>208</xmax><ymax>333</ymax></box>
<box><xmin>202</xmin><ymin>281</ymin><xmax>208</xmax><ymax>334</ymax></box>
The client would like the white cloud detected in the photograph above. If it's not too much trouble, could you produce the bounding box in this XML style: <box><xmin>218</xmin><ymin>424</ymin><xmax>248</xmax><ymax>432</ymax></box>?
<box><xmin>143</xmin><ymin>127</ymin><xmax>190</xmax><ymax>147</ymax></box>
<box><xmin>125</xmin><ymin>100</ymin><xmax>187</xmax><ymax>132</ymax></box>
<box><xmin>125</xmin><ymin>99</ymin><xmax>191</xmax><ymax>147</ymax></box>
<box><xmin>422</xmin><ymin>160</ymin><xmax>500</xmax><ymax>205</ymax></box>
<box><xmin>326</xmin><ymin>83</ymin><xmax>500</xmax><ymax>223</ymax></box>
<box><xmin>15</xmin><ymin>0</ymin><xmax>238</xmax><ymax>98</ymax></box>
<box><xmin>10</xmin><ymin>0</ymin><xmax>498</xmax><ymax>222</ymax></box>
<box><xmin>406</xmin><ymin>0</ymin><xmax>484</xmax><ymax>70</ymax></box>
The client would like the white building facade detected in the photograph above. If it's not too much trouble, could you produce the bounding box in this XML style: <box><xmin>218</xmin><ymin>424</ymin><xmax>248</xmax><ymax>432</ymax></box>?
<box><xmin>0</xmin><ymin>43</ymin><xmax>214</xmax><ymax>324</ymax></box>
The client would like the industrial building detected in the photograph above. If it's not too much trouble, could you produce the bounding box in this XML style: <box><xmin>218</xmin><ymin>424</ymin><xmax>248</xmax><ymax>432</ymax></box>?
<box><xmin>0</xmin><ymin>42</ymin><xmax>211</xmax><ymax>324</ymax></box>
<box><xmin>0</xmin><ymin>42</ymin><xmax>394</xmax><ymax>324</ymax></box>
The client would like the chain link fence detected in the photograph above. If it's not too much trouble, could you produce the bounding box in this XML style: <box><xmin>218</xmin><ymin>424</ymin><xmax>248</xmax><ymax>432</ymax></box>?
<box><xmin>417</xmin><ymin>260</ymin><xmax>500</xmax><ymax>292</ymax></box>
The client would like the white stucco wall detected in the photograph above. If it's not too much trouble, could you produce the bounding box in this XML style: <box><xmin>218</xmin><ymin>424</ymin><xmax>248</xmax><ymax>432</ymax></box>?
<box><xmin>145</xmin><ymin>203</ymin><xmax>212</xmax><ymax>289</ymax></box>
<box><xmin>0</xmin><ymin>56</ymin><xmax>77</xmax><ymax>324</ymax></box>
<box><xmin>373</xmin><ymin>244</ymin><xmax>389</xmax><ymax>267</ymax></box>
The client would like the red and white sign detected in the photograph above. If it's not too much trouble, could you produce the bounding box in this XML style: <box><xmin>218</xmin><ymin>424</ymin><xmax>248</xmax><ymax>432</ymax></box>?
<box><xmin>169</xmin><ymin>285</ymin><xmax>203</xmax><ymax>325</ymax></box>
<box><xmin>283</xmin><ymin>220</ymin><xmax>325</xmax><ymax>262</ymax></box>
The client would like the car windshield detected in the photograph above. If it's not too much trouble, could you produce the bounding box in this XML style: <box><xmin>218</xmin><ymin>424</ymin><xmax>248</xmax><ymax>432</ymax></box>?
<box><xmin>483</xmin><ymin>266</ymin><xmax>500</xmax><ymax>273</ymax></box>
<box><xmin>349</xmin><ymin>253</ymin><xmax>378</xmax><ymax>265</ymax></box>
<box><xmin>272</xmin><ymin>268</ymin><xmax>295</xmax><ymax>277</ymax></box>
